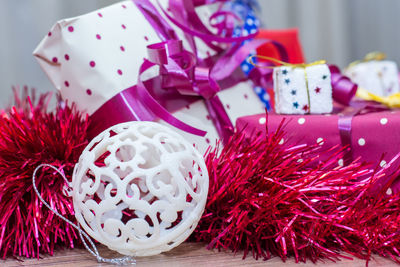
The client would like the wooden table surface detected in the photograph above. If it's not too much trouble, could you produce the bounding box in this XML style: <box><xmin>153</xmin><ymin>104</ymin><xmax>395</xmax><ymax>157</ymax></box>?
<box><xmin>1</xmin><ymin>242</ymin><xmax>397</xmax><ymax>267</ymax></box>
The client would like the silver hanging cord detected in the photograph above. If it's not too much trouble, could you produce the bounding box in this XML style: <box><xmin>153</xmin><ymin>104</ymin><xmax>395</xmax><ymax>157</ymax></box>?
<box><xmin>32</xmin><ymin>164</ymin><xmax>136</xmax><ymax>265</ymax></box>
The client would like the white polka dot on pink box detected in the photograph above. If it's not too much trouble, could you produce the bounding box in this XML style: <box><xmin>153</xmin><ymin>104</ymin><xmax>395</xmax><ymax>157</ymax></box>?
<box><xmin>32</xmin><ymin>0</ymin><xmax>265</xmax><ymax>155</ymax></box>
<box><xmin>236</xmin><ymin>109</ymin><xmax>400</xmax><ymax>195</ymax></box>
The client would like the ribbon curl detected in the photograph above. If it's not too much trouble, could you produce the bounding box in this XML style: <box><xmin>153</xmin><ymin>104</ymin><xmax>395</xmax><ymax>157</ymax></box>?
<box><xmin>137</xmin><ymin>40</ymin><xmax>235</xmax><ymax>142</ymax></box>
<box><xmin>329</xmin><ymin>65</ymin><xmax>358</xmax><ymax>106</ymax></box>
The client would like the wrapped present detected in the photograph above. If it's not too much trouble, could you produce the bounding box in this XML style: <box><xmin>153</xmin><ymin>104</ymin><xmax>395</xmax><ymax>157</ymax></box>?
<box><xmin>236</xmin><ymin>106</ymin><xmax>400</xmax><ymax>194</ymax></box>
<box><xmin>345</xmin><ymin>52</ymin><xmax>400</xmax><ymax>97</ymax></box>
<box><xmin>33</xmin><ymin>0</ymin><xmax>218</xmax><ymax>115</ymax></box>
<box><xmin>33</xmin><ymin>0</ymin><xmax>273</xmax><ymax>154</ymax></box>
<box><xmin>273</xmin><ymin>62</ymin><xmax>333</xmax><ymax>114</ymax></box>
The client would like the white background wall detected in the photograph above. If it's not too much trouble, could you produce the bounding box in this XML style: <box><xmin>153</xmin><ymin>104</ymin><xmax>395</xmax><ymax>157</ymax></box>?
<box><xmin>1</xmin><ymin>0</ymin><xmax>399</xmax><ymax>107</ymax></box>
<box><xmin>261</xmin><ymin>0</ymin><xmax>400</xmax><ymax>66</ymax></box>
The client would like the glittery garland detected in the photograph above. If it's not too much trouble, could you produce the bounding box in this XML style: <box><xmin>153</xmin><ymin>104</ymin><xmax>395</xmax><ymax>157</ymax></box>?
<box><xmin>192</xmin><ymin>118</ymin><xmax>400</xmax><ymax>264</ymax></box>
<box><xmin>0</xmin><ymin>87</ymin><xmax>89</xmax><ymax>258</ymax></box>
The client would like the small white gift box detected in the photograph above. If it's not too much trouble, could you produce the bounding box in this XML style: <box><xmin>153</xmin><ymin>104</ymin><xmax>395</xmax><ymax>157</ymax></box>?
<box><xmin>345</xmin><ymin>60</ymin><xmax>400</xmax><ymax>97</ymax></box>
<box><xmin>273</xmin><ymin>63</ymin><xmax>333</xmax><ymax>114</ymax></box>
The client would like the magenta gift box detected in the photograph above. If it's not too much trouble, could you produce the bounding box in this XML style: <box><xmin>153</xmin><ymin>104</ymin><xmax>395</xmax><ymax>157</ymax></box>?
<box><xmin>236</xmin><ymin>109</ymin><xmax>400</xmax><ymax>194</ymax></box>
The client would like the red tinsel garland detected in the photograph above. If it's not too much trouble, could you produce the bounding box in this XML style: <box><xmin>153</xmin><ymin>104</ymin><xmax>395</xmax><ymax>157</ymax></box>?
<box><xmin>0</xmin><ymin>88</ymin><xmax>89</xmax><ymax>258</ymax></box>
<box><xmin>192</xmin><ymin>121</ymin><xmax>400</xmax><ymax>264</ymax></box>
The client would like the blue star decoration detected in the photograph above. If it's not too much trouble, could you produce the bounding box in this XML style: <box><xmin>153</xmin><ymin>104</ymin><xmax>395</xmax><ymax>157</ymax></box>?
<box><xmin>282</xmin><ymin>69</ymin><xmax>288</xmax><ymax>75</ymax></box>
<box><xmin>293</xmin><ymin>102</ymin><xmax>299</xmax><ymax>109</ymax></box>
<box><xmin>226</xmin><ymin>0</ymin><xmax>273</xmax><ymax>110</ymax></box>
<box><xmin>254</xmin><ymin>86</ymin><xmax>271</xmax><ymax>110</ymax></box>
<box><xmin>285</xmin><ymin>78</ymin><xmax>290</xmax><ymax>85</ymax></box>
<box><xmin>291</xmin><ymin>89</ymin><xmax>297</xmax><ymax>95</ymax></box>
<box><xmin>322</xmin><ymin>74</ymin><xmax>328</xmax><ymax>80</ymax></box>
<box><xmin>233</xmin><ymin>1</ymin><xmax>260</xmax><ymax>76</ymax></box>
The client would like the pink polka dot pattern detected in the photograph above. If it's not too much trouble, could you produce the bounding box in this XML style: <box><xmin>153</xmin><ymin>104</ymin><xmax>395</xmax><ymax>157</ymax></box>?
<box><xmin>117</xmin><ymin>69</ymin><xmax>123</xmax><ymax>75</ymax></box>
<box><xmin>90</xmin><ymin>61</ymin><xmax>96</xmax><ymax>67</ymax></box>
<box><xmin>98</xmin><ymin>12</ymin><xmax>103</xmax><ymax>18</ymax></box>
<box><xmin>86</xmin><ymin>89</ymin><xmax>92</xmax><ymax>95</ymax></box>
<box><xmin>64</xmin><ymin>54</ymin><xmax>70</xmax><ymax>61</ymax></box>
<box><xmin>68</xmin><ymin>26</ymin><xmax>74</xmax><ymax>32</ymax></box>
<box><xmin>206</xmin><ymin>115</ymin><xmax>211</xmax><ymax>120</ymax></box>
<box><xmin>144</xmin><ymin>36</ymin><xmax>149</xmax><ymax>41</ymax></box>
<box><xmin>244</xmin><ymin>94</ymin><xmax>248</xmax><ymax>99</ymax></box>
<box><xmin>121</xmin><ymin>24</ymin><xmax>126</xmax><ymax>30</ymax></box>
<box><xmin>48</xmin><ymin>32</ymin><xmax>52</xmax><ymax>37</ymax></box>
<box><xmin>205</xmin><ymin>138</ymin><xmax>210</xmax><ymax>144</ymax></box>
<box><xmin>64</xmin><ymin>81</ymin><xmax>70</xmax><ymax>87</ymax></box>
<box><xmin>52</xmin><ymin>57</ymin><xmax>58</xmax><ymax>63</ymax></box>
<box><xmin>96</xmin><ymin>34</ymin><xmax>101</xmax><ymax>40</ymax></box>
<box><xmin>122</xmin><ymin>4</ymin><xmax>127</xmax><ymax>8</ymax></box>
<box><xmin>226</xmin><ymin>104</ymin><xmax>231</xmax><ymax>109</ymax></box>
<box><xmin>120</xmin><ymin>46</ymin><xmax>125</xmax><ymax>52</ymax></box>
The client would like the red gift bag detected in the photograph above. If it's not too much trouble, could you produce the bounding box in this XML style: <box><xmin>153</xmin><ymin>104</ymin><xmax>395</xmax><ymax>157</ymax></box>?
<box><xmin>255</xmin><ymin>28</ymin><xmax>305</xmax><ymax>64</ymax></box>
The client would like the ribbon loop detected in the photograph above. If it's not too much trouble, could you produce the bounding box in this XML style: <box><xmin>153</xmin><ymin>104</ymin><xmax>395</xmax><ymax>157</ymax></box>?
<box><xmin>329</xmin><ymin>65</ymin><xmax>358</xmax><ymax>106</ymax></box>
<box><xmin>248</xmin><ymin>55</ymin><xmax>326</xmax><ymax>69</ymax></box>
<box><xmin>142</xmin><ymin>39</ymin><xmax>234</xmax><ymax>141</ymax></box>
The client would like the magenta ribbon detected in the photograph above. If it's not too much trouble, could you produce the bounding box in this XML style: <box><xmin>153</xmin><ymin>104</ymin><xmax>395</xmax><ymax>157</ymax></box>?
<box><xmin>329</xmin><ymin>64</ymin><xmax>358</xmax><ymax>164</ymax></box>
<box><xmin>134</xmin><ymin>0</ymin><xmax>178</xmax><ymax>41</ymax></box>
<box><xmin>329</xmin><ymin>65</ymin><xmax>358</xmax><ymax>106</ymax></box>
<box><xmin>89</xmin><ymin>0</ymin><xmax>288</xmax><ymax>142</ymax></box>
<box><xmin>138</xmin><ymin>40</ymin><xmax>234</xmax><ymax>141</ymax></box>
<box><xmin>329</xmin><ymin>64</ymin><xmax>359</xmax><ymax>164</ymax></box>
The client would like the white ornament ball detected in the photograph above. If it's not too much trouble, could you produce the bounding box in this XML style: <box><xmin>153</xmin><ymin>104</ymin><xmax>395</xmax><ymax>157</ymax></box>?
<box><xmin>71</xmin><ymin>121</ymin><xmax>209</xmax><ymax>256</ymax></box>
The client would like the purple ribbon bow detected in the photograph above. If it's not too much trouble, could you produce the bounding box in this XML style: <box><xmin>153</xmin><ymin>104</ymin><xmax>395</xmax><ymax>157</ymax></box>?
<box><xmin>89</xmin><ymin>0</ymin><xmax>287</xmax><ymax>142</ymax></box>
<box><xmin>138</xmin><ymin>39</ymin><xmax>235</xmax><ymax>142</ymax></box>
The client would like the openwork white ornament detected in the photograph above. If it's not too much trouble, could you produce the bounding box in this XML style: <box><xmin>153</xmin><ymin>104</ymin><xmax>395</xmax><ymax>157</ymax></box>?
<box><xmin>72</xmin><ymin>121</ymin><xmax>209</xmax><ymax>256</ymax></box>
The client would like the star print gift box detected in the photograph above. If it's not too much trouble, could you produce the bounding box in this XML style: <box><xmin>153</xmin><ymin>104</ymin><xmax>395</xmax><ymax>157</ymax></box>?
<box><xmin>273</xmin><ymin>63</ymin><xmax>333</xmax><ymax>114</ymax></box>
<box><xmin>33</xmin><ymin>0</ymin><xmax>266</xmax><ymax>154</ymax></box>
<box><xmin>237</xmin><ymin>108</ymin><xmax>400</xmax><ymax>194</ymax></box>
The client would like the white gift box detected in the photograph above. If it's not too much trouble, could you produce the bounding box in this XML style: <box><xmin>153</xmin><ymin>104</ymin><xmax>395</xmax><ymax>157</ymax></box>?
<box><xmin>273</xmin><ymin>64</ymin><xmax>333</xmax><ymax>114</ymax></box>
<box><xmin>345</xmin><ymin>60</ymin><xmax>400</xmax><ymax>97</ymax></box>
<box><xmin>33</xmin><ymin>0</ymin><xmax>264</xmax><ymax>154</ymax></box>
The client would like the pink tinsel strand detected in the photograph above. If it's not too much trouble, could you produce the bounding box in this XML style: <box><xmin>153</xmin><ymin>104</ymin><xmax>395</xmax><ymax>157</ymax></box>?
<box><xmin>192</xmin><ymin>120</ymin><xmax>400</xmax><ymax>264</ymax></box>
<box><xmin>0</xmin><ymin>87</ymin><xmax>89</xmax><ymax>258</ymax></box>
